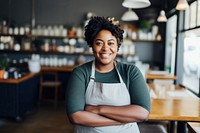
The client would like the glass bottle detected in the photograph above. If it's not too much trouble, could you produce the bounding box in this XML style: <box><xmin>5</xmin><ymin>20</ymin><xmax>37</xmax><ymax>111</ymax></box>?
<box><xmin>2</xmin><ymin>20</ymin><xmax>8</xmax><ymax>34</ymax></box>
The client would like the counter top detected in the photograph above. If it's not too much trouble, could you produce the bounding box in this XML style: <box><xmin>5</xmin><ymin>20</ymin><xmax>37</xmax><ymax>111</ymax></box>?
<box><xmin>0</xmin><ymin>66</ymin><xmax>74</xmax><ymax>84</ymax></box>
<box><xmin>0</xmin><ymin>73</ymin><xmax>39</xmax><ymax>84</ymax></box>
<box><xmin>41</xmin><ymin>66</ymin><xmax>74</xmax><ymax>72</ymax></box>
<box><xmin>41</xmin><ymin>66</ymin><xmax>177</xmax><ymax>80</ymax></box>
<box><xmin>0</xmin><ymin>66</ymin><xmax>177</xmax><ymax>83</ymax></box>
<box><xmin>146</xmin><ymin>74</ymin><xmax>176</xmax><ymax>80</ymax></box>
<box><xmin>149</xmin><ymin>98</ymin><xmax>200</xmax><ymax>122</ymax></box>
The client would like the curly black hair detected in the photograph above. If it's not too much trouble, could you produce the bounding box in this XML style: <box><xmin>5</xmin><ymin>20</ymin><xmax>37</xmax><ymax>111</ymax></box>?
<box><xmin>84</xmin><ymin>16</ymin><xmax>124</xmax><ymax>48</ymax></box>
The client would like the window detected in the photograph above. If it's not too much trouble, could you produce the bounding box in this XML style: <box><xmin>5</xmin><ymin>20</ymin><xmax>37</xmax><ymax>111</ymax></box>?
<box><xmin>178</xmin><ymin>0</ymin><xmax>200</xmax><ymax>97</ymax></box>
<box><xmin>184</xmin><ymin>8</ymin><xmax>190</xmax><ymax>29</ymax></box>
<box><xmin>182</xmin><ymin>29</ymin><xmax>200</xmax><ymax>95</ymax></box>
<box><xmin>197</xmin><ymin>0</ymin><xmax>200</xmax><ymax>26</ymax></box>
<box><xmin>165</xmin><ymin>15</ymin><xmax>177</xmax><ymax>75</ymax></box>
<box><xmin>190</xmin><ymin>1</ymin><xmax>197</xmax><ymax>28</ymax></box>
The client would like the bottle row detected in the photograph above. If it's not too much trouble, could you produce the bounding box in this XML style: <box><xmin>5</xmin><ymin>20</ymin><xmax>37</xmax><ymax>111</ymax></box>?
<box><xmin>1</xmin><ymin>20</ymin><xmax>163</xmax><ymax>41</ymax></box>
<box><xmin>0</xmin><ymin>20</ymin><xmax>83</xmax><ymax>37</ymax></box>
<box><xmin>123</xmin><ymin>25</ymin><xmax>162</xmax><ymax>41</ymax></box>
<box><xmin>0</xmin><ymin>36</ymin><xmax>136</xmax><ymax>56</ymax></box>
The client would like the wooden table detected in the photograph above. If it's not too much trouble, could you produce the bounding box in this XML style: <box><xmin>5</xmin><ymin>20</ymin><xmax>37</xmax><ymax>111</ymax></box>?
<box><xmin>146</xmin><ymin>74</ymin><xmax>177</xmax><ymax>80</ymax></box>
<box><xmin>149</xmin><ymin>99</ymin><xmax>200</xmax><ymax>121</ymax></box>
<box><xmin>148</xmin><ymin>83</ymin><xmax>197</xmax><ymax>99</ymax></box>
<box><xmin>148</xmin><ymin>83</ymin><xmax>200</xmax><ymax>133</ymax></box>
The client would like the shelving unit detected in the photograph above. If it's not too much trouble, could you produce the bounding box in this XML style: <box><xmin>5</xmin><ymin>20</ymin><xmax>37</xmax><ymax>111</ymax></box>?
<box><xmin>0</xmin><ymin>24</ymin><xmax>165</xmax><ymax>69</ymax></box>
<box><xmin>0</xmin><ymin>33</ymin><xmax>142</xmax><ymax>55</ymax></box>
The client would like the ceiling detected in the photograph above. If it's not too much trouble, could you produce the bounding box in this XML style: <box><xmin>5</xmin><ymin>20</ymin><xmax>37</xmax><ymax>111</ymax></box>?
<box><xmin>0</xmin><ymin>0</ymin><xmax>190</xmax><ymax>26</ymax></box>
<box><xmin>134</xmin><ymin>0</ymin><xmax>179</xmax><ymax>20</ymax></box>
<box><xmin>149</xmin><ymin>0</ymin><xmax>179</xmax><ymax>10</ymax></box>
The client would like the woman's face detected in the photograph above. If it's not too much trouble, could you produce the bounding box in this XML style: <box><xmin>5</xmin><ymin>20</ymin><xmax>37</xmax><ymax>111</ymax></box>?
<box><xmin>92</xmin><ymin>30</ymin><xmax>118</xmax><ymax>65</ymax></box>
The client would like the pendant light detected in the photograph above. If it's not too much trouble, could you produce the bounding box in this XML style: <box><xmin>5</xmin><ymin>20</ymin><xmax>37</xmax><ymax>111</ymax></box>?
<box><xmin>121</xmin><ymin>8</ymin><xmax>139</xmax><ymax>21</ymax></box>
<box><xmin>122</xmin><ymin>0</ymin><xmax>151</xmax><ymax>9</ymax></box>
<box><xmin>157</xmin><ymin>10</ymin><xmax>167</xmax><ymax>22</ymax></box>
<box><xmin>176</xmin><ymin>0</ymin><xmax>189</xmax><ymax>10</ymax></box>
<box><xmin>157</xmin><ymin>0</ymin><xmax>167</xmax><ymax>22</ymax></box>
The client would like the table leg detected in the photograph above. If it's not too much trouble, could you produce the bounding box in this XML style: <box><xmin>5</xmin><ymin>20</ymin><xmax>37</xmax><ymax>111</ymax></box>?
<box><xmin>169</xmin><ymin>121</ymin><xmax>176</xmax><ymax>133</ymax></box>
<box><xmin>177</xmin><ymin>121</ymin><xmax>187</xmax><ymax>133</ymax></box>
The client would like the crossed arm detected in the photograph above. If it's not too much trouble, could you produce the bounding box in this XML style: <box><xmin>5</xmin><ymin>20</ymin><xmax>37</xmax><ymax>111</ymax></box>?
<box><xmin>69</xmin><ymin>104</ymin><xmax>149</xmax><ymax>127</ymax></box>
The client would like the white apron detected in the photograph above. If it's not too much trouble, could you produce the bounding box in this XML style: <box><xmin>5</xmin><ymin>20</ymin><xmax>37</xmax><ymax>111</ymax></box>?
<box><xmin>75</xmin><ymin>61</ymin><xmax>140</xmax><ymax>133</ymax></box>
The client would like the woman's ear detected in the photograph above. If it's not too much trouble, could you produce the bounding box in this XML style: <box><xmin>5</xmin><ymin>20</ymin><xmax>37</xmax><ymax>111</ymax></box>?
<box><xmin>117</xmin><ymin>44</ymin><xmax>120</xmax><ymax>52</ymax></box>
<box><xmin>91</xmin><ymin>46</ymin><xmax>95</xmax><ymax>53</ymax></box>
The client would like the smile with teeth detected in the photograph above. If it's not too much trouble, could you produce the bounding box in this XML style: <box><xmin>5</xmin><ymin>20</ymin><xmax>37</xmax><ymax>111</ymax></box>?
<box><xmin>100</xmin><ymin>53</ymin><xmax>112</xmax><ymax>58</ymax></box>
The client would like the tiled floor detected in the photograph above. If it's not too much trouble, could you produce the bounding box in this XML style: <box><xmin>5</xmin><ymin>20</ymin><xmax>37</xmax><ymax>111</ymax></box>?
<box><xmin>0</xmin><ymin>102</ymin><xmax>75</xmax><ymax>133</ymax></box>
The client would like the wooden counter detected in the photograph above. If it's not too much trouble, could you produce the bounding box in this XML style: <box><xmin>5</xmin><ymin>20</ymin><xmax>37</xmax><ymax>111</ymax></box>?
<box><xmin>0</xmin><ymin>66</ymin><xmax>74</xmax><ymax>84</ymax></box>
<box><xmin>42</xmin><ymin>66</ymin><xmax>177</xmax><ymax>80</ymax></box>
<box><xmin>149</xmin><ymin>83</ymin><xmax>200</xmax><ymax>133</ymax></box>
<box><xmin>0</xmin><ymin>73</ymin><xmax>39</xmax><ymax>84</ymax></box>
<box><xmin>146</xmin><ymin>74</ymin><xmax>176</xmax><ymax>80</ymax></box>
<box><xmin>148</xmin><ymin>83</ymin><xmax>197</xmax><ymax>99</ymax></box>
<box><xmin>0</xmin><ymin>73</ymin><xmax>40</xmax><ymax>120</ymax></box>
<box><xmin>149</xmin><ymin>99</ymin><xmax>200</xmax><ymax>122</ymax></box>
<box><xmin>41</xmin><ymin>66</ymin><xmax>74</xmax><ymax>72</ymax></box>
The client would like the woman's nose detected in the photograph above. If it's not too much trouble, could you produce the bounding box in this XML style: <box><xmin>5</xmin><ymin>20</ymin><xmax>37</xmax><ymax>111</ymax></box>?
<box><xmin>102</xmin><ymin>44</ymin><xmax>109</xmax><ymax>50</ymax></box>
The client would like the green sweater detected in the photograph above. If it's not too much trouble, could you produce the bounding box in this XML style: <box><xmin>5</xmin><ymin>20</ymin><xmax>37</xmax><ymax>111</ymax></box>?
<box><xmin>66</xmin><ymin>61</ymin><xmax>150</xmax><ymax>116</ymax></box>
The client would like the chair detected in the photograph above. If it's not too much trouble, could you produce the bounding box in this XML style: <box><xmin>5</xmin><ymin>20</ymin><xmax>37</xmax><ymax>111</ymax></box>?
<box><xmin>187</xmin><ymin>122</ymin><xmax>200</xmax><ymax>133</ymax></box>
<box><xmin>39</xmin><ymin>71</ymin><xmax>62</xmax><ymax>108</ymax></box>
<box><xmin>138</xmin><ymin>122</ymin><xmax>168</xmax><ymax>133</ymax></box>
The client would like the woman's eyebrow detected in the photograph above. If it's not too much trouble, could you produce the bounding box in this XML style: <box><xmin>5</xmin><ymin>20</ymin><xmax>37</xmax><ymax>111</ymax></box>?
<box><xmin>94</xmin><ymin>38</ymin><xmax>116</xmax><ymax>42</ymax></box>
<box><xmin>108</xmin><ymin>39</ymin><xmax>116</xmax><ymax>42</ymax></box>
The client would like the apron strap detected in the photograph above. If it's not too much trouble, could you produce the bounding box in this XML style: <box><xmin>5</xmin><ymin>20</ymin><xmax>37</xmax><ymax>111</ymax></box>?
<box><xmin>114</xmin><ymin>62</ymin><xmax>124</xmax><ymax>83</ymax></box>
<box><xmin>90</xmin><ymin>61</ymin><xmax>95</xmax><ymax>80</ymax></box>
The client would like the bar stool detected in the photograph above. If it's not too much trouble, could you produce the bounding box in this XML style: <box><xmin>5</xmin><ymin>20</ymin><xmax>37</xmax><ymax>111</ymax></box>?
<box><xmin>39</xmin><ymin>71</ymin><xmax>61</xmax><ymax>108</ymax></box>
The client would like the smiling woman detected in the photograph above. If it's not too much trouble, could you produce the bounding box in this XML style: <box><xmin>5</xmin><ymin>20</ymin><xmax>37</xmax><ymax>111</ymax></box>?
<box><xmin>66</xmin><ymin>16</ymin><xmax>150</xmax><ymax>133</ymax></box>
<box><xmin>92</xmin><ymin>30</ymin><xmax>118</xmax><ymax>69</ymax></box>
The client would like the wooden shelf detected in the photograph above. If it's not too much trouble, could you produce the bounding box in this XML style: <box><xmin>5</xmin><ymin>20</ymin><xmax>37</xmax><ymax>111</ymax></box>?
<box><xmin>0</xmin><ymin>34</ymin><xmax>162</xmax><ymax>42</ymax></box>
<box><xmin>0</xmin><ymin>34</ymin><xmax>31</xmax><ymax>37</ymax></box>
<box><xmin>0</xmin><ymin>50</ymin><xmax>134</xmax><ymax>57</ymax></box>
<box><xmin>125</xmin><ymin>37</ymin><xmax>162</xmax><ymax>42</ymax></box>
<box><xmin>31</xmin><ymin>35</ymin><xmax>84</xmax><ymax>39</ymax></box>
<box><xmin>0</xmin><ymin>34</ymin><xmax>84</xmax><ymax>40</ymax></box>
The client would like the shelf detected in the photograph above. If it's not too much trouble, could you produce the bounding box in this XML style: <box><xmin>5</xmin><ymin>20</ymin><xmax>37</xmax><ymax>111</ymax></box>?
<box><xmin>0</xmin><ymin>34</ymin><xmax>154</xmax><ymax>59</ymax></box>
<box><xmin>0</xmin><ymin>34</ymin><xmax>84</xmax><ymax>39</ymax></box>
<box><xmin>0</xmin><ymin>34</ymin><xmax>30</xmax><ymax>37</ymax></box>
<box><xmin>0</xmin><ymin>50</ymin><xmax>134</xmax><ymax>57</ymax></box>
<box><xmin>31</xmin><ymin>35</ymin><xmax>84</xmax><ymax>39</ymax></box>
<box><xmin>0</xmin><ymin>49</ymin><xmax>90</xmax><ymax>55</ymax></box>
<box><xmin>125</xmin><ymin>37</ymin><xmax>162</xmax><ymax>42</ymax></box>
<box><xmin>0</xmin><ymin>34</ymin><xmax>162</xmax><ymax>42</ymax></box>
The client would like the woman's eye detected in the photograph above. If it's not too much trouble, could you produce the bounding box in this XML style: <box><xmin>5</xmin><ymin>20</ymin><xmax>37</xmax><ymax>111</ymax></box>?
<box><xmin>96</xmin><ymin>41</ymin><xmax>103</xmax><ymax>45</ymax></box>
<box><xmin>108</xmin><ymin>42</ymin><xmax>115</xmax><ymax>45</ymax></box>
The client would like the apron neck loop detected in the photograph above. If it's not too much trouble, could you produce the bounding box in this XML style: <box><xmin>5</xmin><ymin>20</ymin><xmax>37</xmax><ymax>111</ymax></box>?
<box><xmin>90</xmin><ymin>61</ymin><xmax>95</xmax><ymax>80</ymax></box>
<box><xmin>91</xmin><ymin>60</ymin><xmax>123</xmax><ymax>83</ymax></box>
